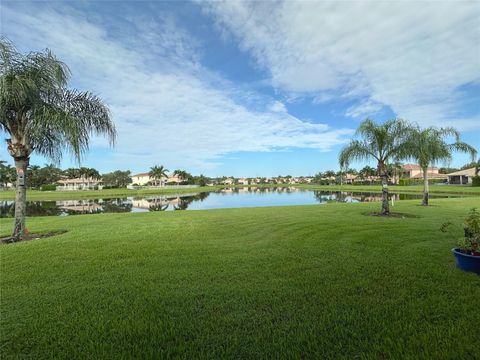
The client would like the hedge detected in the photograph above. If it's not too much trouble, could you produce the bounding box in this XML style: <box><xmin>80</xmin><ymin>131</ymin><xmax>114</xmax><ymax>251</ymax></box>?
<box><xmin>398</xmin><ymin>178</ymin><xmax>447</xmax><ymax>186</ymax></box>
<box><xmin>472</xmin><ymin>176</ymin><xmax>480</xmax><ymax>187</ymax></box>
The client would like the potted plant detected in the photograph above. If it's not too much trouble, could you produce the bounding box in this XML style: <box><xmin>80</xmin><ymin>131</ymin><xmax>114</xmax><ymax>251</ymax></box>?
<box><xmin>442</xmin><ymin>208</ymin><xmax>480</xmax><ymax>274</ymax></box>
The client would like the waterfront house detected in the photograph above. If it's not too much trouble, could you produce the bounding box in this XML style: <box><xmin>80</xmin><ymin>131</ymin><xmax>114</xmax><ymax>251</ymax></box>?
<box><xmin>237</xmin><ymin>178</ymin><xmax>250</xmax><ymax>185</ymax></box>
<box><xmin>222</xmin><ymin>178</ymin><xmax>235</xmax><ymax>185</ymax></box>
<box><xmin>401</xmin><ymin>164</ymin><xmax>446</xmax><ymax>180</ymax></box>
<box><xmin>447</xmin><ymin>167</ymin><xmax>477</xmax><ymax>185</ymax></box>
<box><xmin>131</xmin><ymin>172</ymin><xmax>151</xmax><ymax>186</ymax></box>
<box><xmin>57</xmin><ymin>177</ymin><xmax>102</xmax><ymax>191</ymax></box>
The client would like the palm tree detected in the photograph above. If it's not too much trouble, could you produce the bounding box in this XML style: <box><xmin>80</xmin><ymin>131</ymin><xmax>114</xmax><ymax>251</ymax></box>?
<box><xmin>386</xmin><ymin>162</ymin><xmax>404</xmax><ymax>185</ymax></box>
<box><xmin>0</xmin><ymin>39</ymin><xmax>116</xmax><ymax>240</ymax></box>
<box><xmin>149</xmin><ymin>165</ymin><xmax>169</xmax><ymax>186</ymax></box>
<box><xmin>0</xmin><ymin>160</ymin><xmax>16</xmax><ymax>188</ymax></box>
<box><xmin>403</xmin><ymin>126</ymin><xmax>477</xmax><ymax>206</ymax></box>
<box><xmin>358</xmin><ymin>166</ymin><xmax>376</xmax><ymax>181</ymax></box>
<box><xmin>339</xmin><ymin>118</ymin><xmax>411</xmax><ymax>215</ymax></box>
<box><xmin>172</xmin><ymin>169</ymin><xmax>191</xmax><ymax>184</ymax></box>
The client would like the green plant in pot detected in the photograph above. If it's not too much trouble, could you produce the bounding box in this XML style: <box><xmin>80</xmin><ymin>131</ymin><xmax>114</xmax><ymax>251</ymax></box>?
<box><xmin>442</xmin><ymin>208</ymin><xmax>480</xmax><ymax>274</ymax></box>
<box><xmin>460</xmin><ymin>208</ymin><xmax>480</xmax><ymax>256</ymax></box>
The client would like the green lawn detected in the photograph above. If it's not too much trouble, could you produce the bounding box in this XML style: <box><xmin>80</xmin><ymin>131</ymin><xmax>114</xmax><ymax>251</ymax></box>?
<box><xmin>0</xmin><ymin>183</ymin><xmax>478</xmax><ymax>201</ymax></box>
<box><xmin>1</xmin><ymin>198</ymin><xmax>479</xmax><ymax>358</ymax></box>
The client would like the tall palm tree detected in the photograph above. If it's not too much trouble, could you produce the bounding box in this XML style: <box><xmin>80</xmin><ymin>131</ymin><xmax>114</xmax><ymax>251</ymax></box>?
<box><xmin>403</xmin><ymin>126</ymin><xmax>476</xmax><ymax>206</ymax></box>
<box><xmin>172</xmin><ymin>169</ymin><xmax>191</xmax><ymax>184</ymax></box>
<box><xmin>339</xmin><ymin>118</ymin><xmax>411</xmax><ymax>215</ymax></box>
<box><xmin>0</xmin><ymin>39</ymin><xmax>116</xmax><ymax>240</ymax></box>
<box><xmin>149</xmin><ymin>165</ymin><xmax>169</xmax><ymax>186</ymax></box>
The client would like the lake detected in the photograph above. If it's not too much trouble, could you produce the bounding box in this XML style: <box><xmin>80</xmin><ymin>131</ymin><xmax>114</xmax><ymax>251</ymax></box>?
<box><xmin>0</xmin><ymin>187</ymin><xmax>457</xmax><ymax>218</ymax></box>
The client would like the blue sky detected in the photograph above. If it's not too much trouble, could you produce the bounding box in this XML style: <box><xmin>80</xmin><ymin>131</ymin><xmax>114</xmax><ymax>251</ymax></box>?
<box><xmin>1</xmin><ymin>1</ymin><xmax>479</xmax><ymax>176</ymax></box>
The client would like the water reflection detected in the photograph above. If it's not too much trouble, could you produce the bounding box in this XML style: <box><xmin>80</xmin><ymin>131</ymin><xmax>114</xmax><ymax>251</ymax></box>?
<box><xmin>0</xmin><ymin>188</ymin><xmax>453</xmax><ymax>218</ymax></box>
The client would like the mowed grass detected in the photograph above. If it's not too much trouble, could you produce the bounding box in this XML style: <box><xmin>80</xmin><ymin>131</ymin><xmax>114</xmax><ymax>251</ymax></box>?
<box><xmin>1</xmin><ymin>198</ymin><xmax>479</xmax><ymax>359</ymax></box>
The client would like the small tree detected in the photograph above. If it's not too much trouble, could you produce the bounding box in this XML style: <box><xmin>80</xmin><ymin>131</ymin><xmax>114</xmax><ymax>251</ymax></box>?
<box><xmin>339</xmin><ymin>118</ymin><xmax>411</xmax><ymax>215</ymax></box>
<box><xmin>404</xmin><ymin>126</ymin><xmax>476</xmax><ymax>205</ymax></box>
<box><xmin>0</xmin><ymin>39</ymin><xmax>116</xmax><ymax>240</ymax></box>
<box><xmin>0</xmin><ymin>160</ymin><xmax>16</xmax><ymax>187</ymax></box>
<box><xmin>102</xmin><ymin>170</ymin><xmax>132</xmax><ymax>188</ymax></box>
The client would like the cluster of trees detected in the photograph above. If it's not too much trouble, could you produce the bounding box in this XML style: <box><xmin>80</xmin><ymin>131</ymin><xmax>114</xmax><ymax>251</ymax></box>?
<box><xmin>0</xmin><ymin>162</ymin><xmax>133</xmax><ymax>190</ymax></box>
<box><xmin>339</xmin><ymin>119</ymin><xmax>478</xmax><ymax>214</ymax></box>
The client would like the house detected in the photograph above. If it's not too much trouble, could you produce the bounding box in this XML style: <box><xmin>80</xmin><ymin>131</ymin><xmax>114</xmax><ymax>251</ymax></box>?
<box><xmin>237</xmin><ymin>178</ymin><xmax>250</xmax><ymax>185</ymax></box>
<box><xmin>344</xmin><ymin>173</ymin><xmax>358</xmax><ymax>184</ymax></box>
<box><xmin>57</xmin><ymin>177</ymin><xmax>102</xmax><ymax>191</ymax></box>
<box><xmin>401</xmin><ymin>164</ymin><xmax>446</xmax><ymax>180</ymax></box>
<box><xmin>447</xmin><ymin>168</ymin><xmax>477</xmax><ymax>185</ymax></box>
<box><xmin>222</xmin><ymin>178</ymin><xmax>235</xmax><ymax>185</ymax></box>
<box><xmin>166</xmin><ymin>175</ymin><xmax>184</xmax><ymax>184</ymax></box>
<box><xmin>131</xmin><ymin>172</ymin><xmax>151</xmax><ymax>186</ymax></box>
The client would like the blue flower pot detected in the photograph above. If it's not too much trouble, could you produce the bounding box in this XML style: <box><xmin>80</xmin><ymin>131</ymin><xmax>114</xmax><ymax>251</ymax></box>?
<box><xmin>452</xmin><ymin>248</ymin><xmax>480</xmax><ymax>274</ymax></box>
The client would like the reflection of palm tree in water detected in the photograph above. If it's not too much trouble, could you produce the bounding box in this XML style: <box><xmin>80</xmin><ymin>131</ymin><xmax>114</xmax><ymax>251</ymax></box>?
<box><xmin>148</xmin><ymin>197</ymin><xmax>169</xmax><ymax>212</ymax></box>
<box><xmin>174</xmin><ymin>198</ymin><xmax>191</xmax><ymax>210</ymax></box>
<box><xmin>149</xmin><ymin>203</ymin><xmax>169</xmax><ymax>211</ymax></box>
<box><xmin>195</xmin><ymin>192</ymin><xmax>210</xmax><ymax>201</ymax></box>
<box><xmin>174</xmin><ymin>193</ymin><xmax>210</xmax><ymax>210</ymax></box>
<box><xmin>102</xmin><ymin>199</ymin><xmax>133</xmax><ymax>213</ymax></box>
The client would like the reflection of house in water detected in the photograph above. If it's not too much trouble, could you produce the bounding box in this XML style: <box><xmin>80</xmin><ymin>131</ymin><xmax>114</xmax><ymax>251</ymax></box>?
<box><xmin>57</xmin><ymin>200</ymin><xmax>104</xmax><ymax>213</ymax></box>
<box><xmin>313</xmin><ymin>191</ymin><xmax>405</xmax><ymax>204</ymax></box>
<box><xmin>131</xmin><ymin>196</ymin><xmax>183</xmax><ymax>211</ymax></box>
<box><xmin>130</xmin><ymin>193</ymin><xmax>210</xmax><ymax>211</ymax></box>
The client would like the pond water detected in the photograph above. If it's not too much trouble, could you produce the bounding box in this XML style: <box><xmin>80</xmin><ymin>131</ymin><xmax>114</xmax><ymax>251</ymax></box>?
<box><xmin>0</xmin><ymin>187</ymin><xmax>458</xmax><ymax>218</ymax></box>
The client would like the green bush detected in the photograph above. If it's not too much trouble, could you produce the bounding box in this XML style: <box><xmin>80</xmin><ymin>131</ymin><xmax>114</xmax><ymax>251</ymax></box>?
<box><xmin>398</xmin><ymin>178</ymin><xmax>446</xmax><ymax>186</ymax></box>
<box><xmin>40</xmin><ymin>184</ymin><xmax>57</xmax><ymax>191</ymax></box>
<box><xmin>353</xmin><ymin>181</ymin><xmax>383</xmax><ymax>186</ymax></box>
<box><xmin>472</xmin><ymin>176</ymin><xmax>480</xmax><ymax>187</ymax></box>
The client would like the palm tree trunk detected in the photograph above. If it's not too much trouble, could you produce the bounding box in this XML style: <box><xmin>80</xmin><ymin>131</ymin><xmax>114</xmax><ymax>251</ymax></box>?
<box><xmin>381</xmin><ymin>175</ymin><xmax>390</xmax><ymax>215</ymax></box>
<box><xmin>12</xmin><ymin>157</ymin><xmax>29</xmax><ymax>241</ymax></box>
<box><xmin>422</xmin><ymin>167</ymin><xmax>429</xmax><ymax>206</ymax></box>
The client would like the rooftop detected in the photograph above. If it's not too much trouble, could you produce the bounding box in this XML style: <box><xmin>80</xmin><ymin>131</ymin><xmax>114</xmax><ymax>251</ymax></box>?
<box><xmin>447</xmin><ymin>167</ymin><xmax>477</xmax><ymax>176</ymax></box>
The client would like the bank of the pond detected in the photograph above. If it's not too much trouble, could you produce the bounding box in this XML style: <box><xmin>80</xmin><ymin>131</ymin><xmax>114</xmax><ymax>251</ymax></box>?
<box><xmin>0</xmin><ymin>183</ymin><xmax>478</xmax><ymax>201</ymax></box>
<box><xmin>1</xmin><ymin>197</ymin><xmax>479</xmax><ymax>358</ymax></box>
<box><xmin>0</xmin><ymin>189</ymin><xmax>462</xmax><ymax>218</ymax></box>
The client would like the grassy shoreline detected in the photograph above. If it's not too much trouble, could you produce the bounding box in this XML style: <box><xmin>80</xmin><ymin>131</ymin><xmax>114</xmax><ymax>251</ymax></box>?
<box><xmin>1</xmin><ymin>197</ymin><xmax>479</xmax><ymax>358</ymax></box>
<box><xmin>0</xmin><ymin>183</ymin><xmax>478</xmax><ymax>201</ymax></box>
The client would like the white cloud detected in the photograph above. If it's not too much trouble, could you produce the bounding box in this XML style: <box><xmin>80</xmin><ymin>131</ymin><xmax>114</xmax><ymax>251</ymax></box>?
<box><xmin>202</xmin><ymin>1</ymin><xmax>480</xmax><ymax>128</ymax></box>
<box><xmin>0</xmin><ymin>3</ymin><xmax>352</xmax><ymax>170</ymax></box>
<box><xmin>345</xmin><ymin>99</ymin><xmax>385</xmax><ymax>119</ymax></box>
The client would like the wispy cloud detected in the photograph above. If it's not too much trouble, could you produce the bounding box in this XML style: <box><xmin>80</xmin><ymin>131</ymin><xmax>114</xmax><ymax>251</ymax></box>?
<box><xmin>1</xmin><ymin>2</ymin><xmax>352</xmax><ymax>171</ymax></box>
<box><xmin>202</xmin><ymin>1</ymin><xmax>480</xmax><ymax>129</ymax></box>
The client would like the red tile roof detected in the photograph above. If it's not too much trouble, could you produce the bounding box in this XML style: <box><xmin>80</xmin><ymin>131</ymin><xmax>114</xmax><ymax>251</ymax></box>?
<box><xmin>409</xmin><ymin>172</ymin><xmax>447</xmax><ymax>179</ymax></box>
<box><xmin>131</xmin><ymin>172</ymin><xmax>150</xmax><ymax>177</ymax></box>
<box><xmin>402</xmin><ymin>164</ymin><xmax>438</xmax><ymax>171</ymax></box>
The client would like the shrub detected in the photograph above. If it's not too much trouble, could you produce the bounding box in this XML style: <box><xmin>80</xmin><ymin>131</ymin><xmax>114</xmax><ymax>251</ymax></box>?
<box><xmin>399</xmin><ymin>178</ymin><xmax>446</xmax><ymax>186</ymax></box>
<box><xmin>472</xmin><ymin>176</ymin><xmax>480</xmax><ymax>187</ymax></box>
<box><xmin>441</xmin><ymin>208</ymin><xmax>480</xmax><ymax>256</ymax></box>
<box><xmin>40</xmin><ymin>184</ymin><xmax>57</xmax><ymax>191</ymax></box>
<box><xmin>102</xmin><ymin>185</ymin><xmax>119</xmax><ymax>189</ymax></box>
